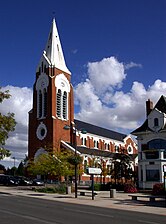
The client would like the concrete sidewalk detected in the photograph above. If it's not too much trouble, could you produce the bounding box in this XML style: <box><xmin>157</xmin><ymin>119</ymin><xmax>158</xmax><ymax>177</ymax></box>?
<box><xmin>0</xmin><ymin>186</ymin><xmax>165</xmax><ymax>216</ymax></box>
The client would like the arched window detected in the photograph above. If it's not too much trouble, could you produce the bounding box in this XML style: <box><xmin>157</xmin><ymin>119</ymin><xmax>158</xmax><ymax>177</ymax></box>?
<box><xmin>94</xmin><ymin>140</ymin><xmax>99</xmax><ymax>148</ymax></box>
<box><xmin>56</xmin><ymin>89</ymin><xmax>61</xmax><ymax>118</ymax></box>
<box><xmin>115</xmin><ymin>145</ymin><xmax>119</xmax><ymax>153</ymax></box>
<box><xmin>81</xmin><ymin>137</ymin><xmax>86</xmax><ymax>146</ymax></box>
<box><xmin>43</xmin><ymin>89</ymin><xmax>47</xmax><ymax>117</ymax></box>
<box><xmin>63</xmin><ymin>91</ymin><xmax>67</xmax><ymax>119</ymax></box>
<box><xmin>148</xmin><ymin>139</ymin><xmax>166</xmax><ymax>150</ymax></box>
<box><xmin>105</xmin><ymin>143</ymin><xmax>110</xmax><ymax>150</ymax></box>
<box><xmin>39</xmin><ymin>90</ymin><xmax>42</xmax><ymax>118</ymax></box>
<box><xmin>154</xmin><ymin>118</ymin><xmax>159</xmax><ymax>127</ymax></box>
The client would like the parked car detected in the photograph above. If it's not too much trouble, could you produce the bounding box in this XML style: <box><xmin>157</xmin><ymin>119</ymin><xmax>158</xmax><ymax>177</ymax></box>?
<box><xmin>32</xmin><ymin>179</ymin><xmax>44</xmax><ymax>186</ymax></box>
<box><xmin>0</xmin><ymin>174</ymin><xmax>19</xmax><ymax>186</ymax></box>
<box><xmin>15</xmin><ymin>176</ymin><xmax>33</xmax><ymax>186</ymax></box>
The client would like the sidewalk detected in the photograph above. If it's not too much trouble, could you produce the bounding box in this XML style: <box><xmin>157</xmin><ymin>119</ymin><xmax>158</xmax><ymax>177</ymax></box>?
<box><xmin>0</xmin><ymin>186</ymin><xmax>165</xmax><ymax>216</ymax></box>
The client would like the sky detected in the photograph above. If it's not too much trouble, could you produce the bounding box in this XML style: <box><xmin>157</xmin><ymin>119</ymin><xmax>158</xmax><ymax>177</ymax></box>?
<box><xmin>0</xmin><ymin>0</ymin><xmax>166</xmax><ymax>168</ymax></box>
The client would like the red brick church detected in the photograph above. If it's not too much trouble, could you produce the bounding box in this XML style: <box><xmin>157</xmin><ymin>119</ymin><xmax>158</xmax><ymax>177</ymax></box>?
<box><xmin>28</xmin><ymin>19</ymin><xmax>137</xmax><ymax>183</ymax></box>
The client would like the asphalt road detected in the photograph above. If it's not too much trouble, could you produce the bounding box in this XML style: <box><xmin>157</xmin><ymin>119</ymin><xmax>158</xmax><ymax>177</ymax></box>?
<box><xmin>0</xmin><ymin>194</ymin><xmax>165</xmax><ymax>224</ymax></box>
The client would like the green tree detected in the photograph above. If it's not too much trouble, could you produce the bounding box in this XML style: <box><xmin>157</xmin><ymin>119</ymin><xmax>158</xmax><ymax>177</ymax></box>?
<box><xmin>0</xmin><ymin>88</ymin><xmax>16</xmax><ymax>160</ymax></box>
<box><xmin>27</xmin><ymin>150</ymin><xmax>75</xmax><ymax>181</ymax></box>
<box><xmin>0</xmin><ymin>164</ymin><xmax>6</xmax><ymax>173</ymax></box>
<box><xmin>111</xmin><ymin>153</ymin><xmax>132</xmax><ymax>184</ymax></box>
<box><xmin>17</xmin><ymin>161</ymin><xmax>25</xmax><ymax>176</ymax></box>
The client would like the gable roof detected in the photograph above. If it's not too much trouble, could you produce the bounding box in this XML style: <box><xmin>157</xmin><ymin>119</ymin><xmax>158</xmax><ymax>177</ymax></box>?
<box><xmin>155</xmin><ymin>95</ymin><xmax>166</xmax><ymax>113</ymax></box>
<box><xmin>131</xmin><ymin>95</ymin><xmax>166</xmax><ymax>135</ymax></box>
<box><xmin>74</xmin><ymin>119</ymin><xmax>127</xmax><ymax>142</ymax></box>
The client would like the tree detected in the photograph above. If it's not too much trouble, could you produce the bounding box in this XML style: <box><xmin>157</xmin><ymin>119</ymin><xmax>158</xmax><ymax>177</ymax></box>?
<box><xmin>0</xmin><ymin>88</ymin><xmax>16</xmax><ymax>160</ymax></box>
<box><xmin>0</xmin><ymin>164</ymin><xmax>6</xmax><ymax>173</ymax></box>
<box><xmin>111</xmin><ymin>153</ymin><xmax>132</xmax><ymax>184</ymax></box>
<box><xmin>27</xmin><ymin>150</ymin><xmax>76</xmax><ymax>182</ymax></box>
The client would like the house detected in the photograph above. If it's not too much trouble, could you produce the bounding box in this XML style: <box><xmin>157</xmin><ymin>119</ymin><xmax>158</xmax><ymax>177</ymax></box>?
<box><xmin>28</xmin><ymin>18</ymin><xmax>138</xmax><ymax>183</ymax></box>
<box><xmin>132</xmin><ymin>96</ymin><xmax>166</xmax><ymax>189</ymax></box>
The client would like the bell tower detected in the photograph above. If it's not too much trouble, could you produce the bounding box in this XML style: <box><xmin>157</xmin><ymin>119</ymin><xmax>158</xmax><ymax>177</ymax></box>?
<box><xmin>28</xmin><ymin>19</ymin><xmax>74</xmax><ymax>159</ymax></box>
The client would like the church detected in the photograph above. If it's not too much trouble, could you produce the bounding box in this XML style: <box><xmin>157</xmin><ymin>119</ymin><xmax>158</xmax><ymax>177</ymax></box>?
<box><xmin>28</xmin><ymin>19</ymin><xmax>138</xmax><ymax>183</ymax></box>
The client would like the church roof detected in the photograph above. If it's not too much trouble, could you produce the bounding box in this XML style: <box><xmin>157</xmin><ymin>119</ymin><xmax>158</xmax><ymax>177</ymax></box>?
<box><xmin>40</xmin><ymin>18</ymin><xmax>71</xmax><ymax>74</ymax></box>
<box><xmin>61</xmin><ymin>141</ymin><xmax>137</xmax><ymax>161</ymax></box>
<box><xmin>131</xmin><ymin>95</ymin><xmax>166</xmax><ymax>134</ymax></box>
<box><xmin>74</xmin><ymin>119</ymin><xmax>127</xmax><ymax>142</ymax></box>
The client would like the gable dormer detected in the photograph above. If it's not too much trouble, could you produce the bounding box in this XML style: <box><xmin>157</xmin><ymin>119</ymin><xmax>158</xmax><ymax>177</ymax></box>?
<box><xmin>148</xmin><ymin>108</ymin><xmax>166</xmax><ymax>132</ymax></box>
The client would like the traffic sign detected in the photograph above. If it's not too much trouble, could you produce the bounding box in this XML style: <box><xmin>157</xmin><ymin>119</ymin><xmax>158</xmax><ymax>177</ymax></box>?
<box><xmin>87</xmin><ymin>167</ymin><xmax>102</xmax><ymax>175</ymax></box>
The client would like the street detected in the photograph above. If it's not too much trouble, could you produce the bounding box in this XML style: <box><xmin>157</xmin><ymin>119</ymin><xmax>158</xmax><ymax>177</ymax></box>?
<box><xmin>0</xmin><ymin>194</ymin><xmax>165</xmax><ymax>224</ymax></box>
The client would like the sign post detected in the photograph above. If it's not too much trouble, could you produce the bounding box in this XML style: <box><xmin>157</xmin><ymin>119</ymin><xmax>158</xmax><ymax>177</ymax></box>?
<box><xmin>163</xmin><ymin>165</ymin><xmax>166</xmax><ymax>192</ymax></box>
<box><xmin>87</xmin><ymin>168</ymin><xmax>102</xmax><ymax>200</ymax></box>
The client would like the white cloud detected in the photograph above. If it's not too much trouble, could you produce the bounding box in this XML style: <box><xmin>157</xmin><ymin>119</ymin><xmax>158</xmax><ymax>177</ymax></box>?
<box><xmin>75</xmin><ymin>57</ymin><xmax>166</xmax><ymax>131</ymax></box>
<box><xmin>87</xmin><ymin>57</ymin><xmax>126</xmax><ymax>94</ymax></box>
<box><xmin>0</xmin><ymin>86</ymin><xmax>32</xmax><ymax>166</ymax></box>
<box><xmin>125</xmin><ymin>62</ymin><xmax>142</xmax><ymax>70</ymax></box>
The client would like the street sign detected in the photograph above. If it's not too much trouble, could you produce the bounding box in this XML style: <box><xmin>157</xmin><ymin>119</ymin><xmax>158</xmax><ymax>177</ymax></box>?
<box><xmin>87</xmin><ymin>167</ymin><xmax>102</xmax><ymax>175</ymax></box>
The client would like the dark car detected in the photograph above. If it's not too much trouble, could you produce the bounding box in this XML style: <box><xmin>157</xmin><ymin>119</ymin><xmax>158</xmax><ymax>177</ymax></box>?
<box><xmin>15</xmin><ymin>176</ymin><xmax>33</xmax><ymax>186</ymax></box>
<box><xmin>0</xmin><ymin>174</ymin><xmax>19</xmax><ymax>186</ymax></box>
<box><xmin>32</xmin><ymin>179</ymin><xmax>44</xmax><ymax>186</ymax></box>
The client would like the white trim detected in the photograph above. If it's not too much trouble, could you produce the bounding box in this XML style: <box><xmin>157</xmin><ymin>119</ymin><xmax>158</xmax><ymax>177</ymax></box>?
<box><xmin>61</xmin><ymin>140</ymin><xmax>81</xmax><ymax>155</ymax></box>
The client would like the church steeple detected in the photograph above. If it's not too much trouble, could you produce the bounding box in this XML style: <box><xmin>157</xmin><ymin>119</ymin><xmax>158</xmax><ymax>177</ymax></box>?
<box><xmin>39</xmin><ymin>18</ymin><xmax>71</xmax><ymax>74</ymax></box>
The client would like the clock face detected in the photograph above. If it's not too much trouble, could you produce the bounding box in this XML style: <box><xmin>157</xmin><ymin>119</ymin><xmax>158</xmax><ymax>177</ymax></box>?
<box><xmin>36</xmin><ymin>122</ymin><xmax>47</xmax><ymax>140</ymax></box>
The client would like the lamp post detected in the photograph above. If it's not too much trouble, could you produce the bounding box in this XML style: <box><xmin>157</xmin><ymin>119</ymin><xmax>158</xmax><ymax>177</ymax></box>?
<box><xmin>64</xmin><ymin>124</ymin><xmax>78</xmax><ymax>198</ymax></box>
<box><xmin>12</xmin><ymin>157</ymin><xmax>16</xmax><ymax>176</ymax></box>
<box><xmin>64</xmin><ymin>124</ymin><xmax>87</xmax><ymax>198</ymax></box>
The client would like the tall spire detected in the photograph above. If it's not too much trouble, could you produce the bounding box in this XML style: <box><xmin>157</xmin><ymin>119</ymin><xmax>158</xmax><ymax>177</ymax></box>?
<box><xmin>43</xmin><ymin>18</ymin><xmax>71</xmax><ymax>74</ymax></box>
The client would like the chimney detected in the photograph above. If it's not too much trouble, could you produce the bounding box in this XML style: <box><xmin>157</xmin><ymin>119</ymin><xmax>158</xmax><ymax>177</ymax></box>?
<box><xmin>146</xmin><ymin>99</ymin><xmax>153</xmax><ymax>116</ymax></box>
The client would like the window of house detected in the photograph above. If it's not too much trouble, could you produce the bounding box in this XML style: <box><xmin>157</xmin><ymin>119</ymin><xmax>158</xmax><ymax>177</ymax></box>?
<box><xmin>146</xmin><ymin>169</ymin><xmax>159</xmax><ymax>181</ymax></box>
<box><xmin>56</xmin><ymin>89</ymin><xmax>61</xmax><ymax>118</ymax></box>
<box><xmin>55</xmin><ymin>74</ymin><xmax>70</xmax><ymax>121</ymax></box>
<box><xmin>62</xmin><ymin>91</ymin><xmax>67</xmax><ymax>119</ymax></box>
<box><xmin>140</xmin><ymin>167</ymin><xmax>143</xmax><ymax>181</ymax></box>
<box><xmin>154</xmin><ymin>118</ymin><xmax>159</xmax><ymax>127</ymax></box>
<box><xmin>127</xmin><ymin>146</ymin><xmax>133</xmax><ymax>154</ymax></box>
<box><xmin>38</xmin><ymin>90</ymin><xmax>42</xmax><ymax>118</ymax></box>
<box><xmin>43</xmin><ymin>89</ymin><xmax>47</xmax><ymax>117</ymax></box>
<box><xmin>115</xmin><ymin>145</ymin><xmax>119</xmax><ymax>153</ymax></box>
<box><xmin>105</xmin><ymin>143</ymin><xmax>110</xmax><ymax>150</ymax></box>
<box><xmin>145</xmin><ymin>151</ymin><xmax>159</xmax><ymax>159</ymax></box>
<box><xmin>164</xmin><ymin>150</ymin><xmax>166</xmax><ymax>159</ymax></box>
<box><xmin>148</xmin><ymin>139</ymin><xmax>166</xmax><ymax>150</ymax></box>
<box><xmin>56</xmin><ymin>89</ymin><xmax>68</xmax><ymax>120</ymax></box>
<box><xmin>94</xmin><ymin>140</ymin><xmax>99</xmax><ymax>148</ymax></box>
<box><xmin>81</xmin><ymin>137</ymin><xmax>86</xmax><ymax>146</ymax></box>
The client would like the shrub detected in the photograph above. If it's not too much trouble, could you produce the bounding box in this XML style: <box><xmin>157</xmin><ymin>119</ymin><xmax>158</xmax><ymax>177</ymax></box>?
<box><xmin>35</xmin><ymin>183</ymin><xmax>67</xmax><ymax>194</ymax></box>
<box><xmin>152</xmin><ymin>183</ymin><xmax>165</xmax><ymax>195</ymax></box>
<box><xmin>89</xmin><ymin>183</ymin><xmax>101</xmax><ymax>191</ymax></box>
<box><xmin>124</xmin><ymin>183</ymin><xmax>137</xmax><ymax>193</ymax></box>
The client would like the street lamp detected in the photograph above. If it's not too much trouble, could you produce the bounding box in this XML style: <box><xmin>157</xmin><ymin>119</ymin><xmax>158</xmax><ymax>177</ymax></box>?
<box><xmin>64</xmin><ymin>124</ymin><xmax>86</xmax><ymax>198</ymax></box>
<box><xmin>64</xmin><ymin>124</ymin><xmax>78</xmax><ymax>198</ymax></box>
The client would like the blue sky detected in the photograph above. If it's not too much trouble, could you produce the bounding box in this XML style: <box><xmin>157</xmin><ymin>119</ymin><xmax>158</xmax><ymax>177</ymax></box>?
<box><xmin>1</xmin><ymin>0</ymin><xmax>165</xmax><ymax>89</ymax></box>
<box><xmin>0</xmin><ymin>0</ymin><xmax>166</xmax><ymax>168</ymax></box>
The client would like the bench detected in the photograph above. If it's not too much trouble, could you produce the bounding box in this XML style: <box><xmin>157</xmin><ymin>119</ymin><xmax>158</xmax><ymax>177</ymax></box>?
<box><xmin>128</xmin><ymin>194</ymin><xmax>165</xmax><ymax>202</ymax></box>
<box><xmin>78</xmin><ymin>190</ymin><xmax>98</xmax><ymax>196</ymax></box>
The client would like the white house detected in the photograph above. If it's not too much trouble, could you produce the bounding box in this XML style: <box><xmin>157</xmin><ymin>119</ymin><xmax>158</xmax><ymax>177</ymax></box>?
<box><xmin>132</xmin><ymin>96</ymin><xmax>166</xmax><ymax>189</ymax></box>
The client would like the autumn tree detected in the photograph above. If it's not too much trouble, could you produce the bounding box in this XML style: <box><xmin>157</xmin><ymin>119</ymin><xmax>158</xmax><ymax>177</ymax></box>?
<box><xmin>0</xmin><ymin>88</ymin><xmax>16</xmax><ymax>160</ymax></box>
